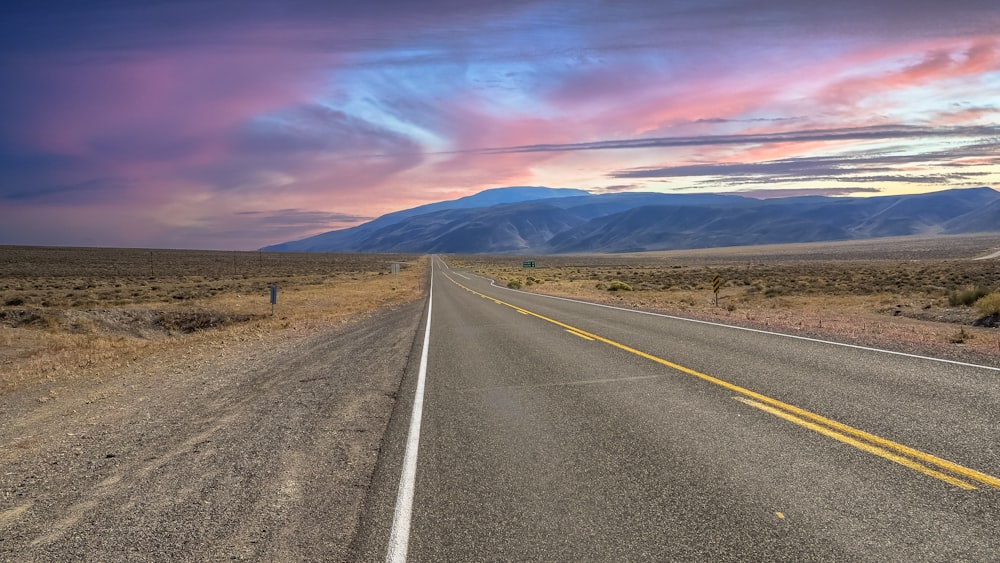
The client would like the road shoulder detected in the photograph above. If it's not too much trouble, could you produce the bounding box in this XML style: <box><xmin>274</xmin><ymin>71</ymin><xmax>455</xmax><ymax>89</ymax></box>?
<box><xmin>1</xmin><ymin>300</ymin><xmax>424</xmax><ymax>561</ymax></box>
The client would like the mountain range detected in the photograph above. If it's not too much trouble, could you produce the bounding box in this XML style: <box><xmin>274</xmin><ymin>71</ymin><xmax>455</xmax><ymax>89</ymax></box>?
<box><xmin>262</xmin><ymin>186</ymin><xmax>1000</xmax><ymax>254</ymax></box>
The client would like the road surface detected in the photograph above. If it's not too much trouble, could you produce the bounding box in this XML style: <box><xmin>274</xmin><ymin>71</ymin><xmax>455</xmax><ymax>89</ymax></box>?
<box><xmin>353</xmin><ymin>256</ymin><xmax>1000</xmax><ymax>561</ymax></box>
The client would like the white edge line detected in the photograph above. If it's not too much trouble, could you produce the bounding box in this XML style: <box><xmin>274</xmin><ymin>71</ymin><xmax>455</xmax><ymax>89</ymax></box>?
<box><xmin>444</xmin><ymin>263</ymin><xmax>1000</xmax><ymax>373</ymax></box>
<box><xmin>385</xmin><ymin>258</ymin><xmax>434</xmax><ymax>562</ymax></box>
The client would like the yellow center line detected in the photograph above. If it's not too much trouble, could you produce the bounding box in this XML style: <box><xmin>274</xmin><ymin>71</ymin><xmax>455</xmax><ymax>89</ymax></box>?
<box><xmin>734</xmin><ymin>397</ymin><xmax>976</xmax><ymax>490</ymax></box>
<box><xmin>444</xmin><ymin>272</ymin><xmax>1000</xmax><ymax>490</ymax></box>
<box><xmin>566</xmin><ymin>329</ymin><xmax>595</xmax><ymax>341</ymax></box>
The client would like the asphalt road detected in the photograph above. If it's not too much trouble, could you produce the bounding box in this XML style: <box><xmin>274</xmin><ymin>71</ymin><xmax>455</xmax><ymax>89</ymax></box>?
<box><xmin>353</xmin><ymin>256</ymin><xmax>1000</xmax><ymax>562</ymax></box>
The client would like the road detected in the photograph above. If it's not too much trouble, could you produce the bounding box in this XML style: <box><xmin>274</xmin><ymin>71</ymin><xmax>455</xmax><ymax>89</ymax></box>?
<box><xmin>353</xmin><ymin>256</ymin><xmax>1000</xmax><ymax>561</ymax></box>
<box><xmin>974</xmin><ymin>248</ymin><xmax>1000</xmax><ymax>260</ymax></box>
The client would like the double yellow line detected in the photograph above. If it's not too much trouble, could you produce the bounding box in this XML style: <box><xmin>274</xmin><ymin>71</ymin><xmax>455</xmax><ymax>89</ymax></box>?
<box><xmin>446</xmin><ymin>273</ymin><xmax>1000</xmax><ymax>491</ymax></box>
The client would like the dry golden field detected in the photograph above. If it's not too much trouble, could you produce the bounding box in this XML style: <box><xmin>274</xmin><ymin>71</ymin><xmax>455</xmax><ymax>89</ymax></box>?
<box><xmin>451</xmin><ymin>233</ymin><xmax>1000</xmax><ymax>366</ymax></box>
<box><xmin>0</xmin><ymin>247</ymin><xmax>425</xmax><ymax>392</ymax></box>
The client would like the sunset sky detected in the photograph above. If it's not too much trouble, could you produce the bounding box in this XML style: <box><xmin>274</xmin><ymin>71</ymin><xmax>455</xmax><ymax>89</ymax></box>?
<box><xmin>1</xmin><ymin>1</ymin><xmax>999</xmax><ymax>250</ymax></box>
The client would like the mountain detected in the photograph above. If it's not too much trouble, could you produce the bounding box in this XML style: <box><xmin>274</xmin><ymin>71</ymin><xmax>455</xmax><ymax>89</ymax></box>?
<box><xmin>943</xmin><ymin>197</ymin><xmax>1000</xmax><ymax>234</ymax></box>
<box><xmin>262</xmin><ymin>186</ymin><xmax>1000</xmax><ymax>254</ymax></box>
<box><xmin>351</xmin><ymin>202</ymin><xmax>586</xmax><ymax>254</ymax></box>
<box><xmin>848</xmin><ymin>188</ymin><xmax>1000</xmax><ymax>237</ymax></box>
<box><xmin>544</xmin><ymin>203</ymin><xmax>853</xmax><ymax>253</ymax></box>
<box><xmin>263</xmin><ymin>186</ymin><xmax>589</xmax><ymax>252</ymax></box>
<box><xmin>544</xmin><ymin>187</ymin><xmax>1000</xmax><ymax>253</ymax></box>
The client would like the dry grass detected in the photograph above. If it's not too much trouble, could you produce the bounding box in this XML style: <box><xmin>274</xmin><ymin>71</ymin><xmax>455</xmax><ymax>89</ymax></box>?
<box><xmin>450</xmin><ymin>233</ymin><xmax>1000</xmax><ymax>365</ymax></box>
<box><xmin>0</xmin><ymin>247</ymin><xmax>426</xmax><ymax>393</ymax></box>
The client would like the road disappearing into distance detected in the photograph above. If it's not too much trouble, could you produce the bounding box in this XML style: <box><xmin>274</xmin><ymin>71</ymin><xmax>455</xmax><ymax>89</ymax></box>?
<box><xmin>353</xmin><ymin>256</ymin><xmax>1000</xmax><ymax>561</ymax></box>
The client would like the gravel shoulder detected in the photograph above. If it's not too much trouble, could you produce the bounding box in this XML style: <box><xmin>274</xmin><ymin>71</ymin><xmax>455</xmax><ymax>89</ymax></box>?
<box><xmin>1</xmin><ymin>299</ymin><xmax>425</xmax><ymax>562</ymax></box>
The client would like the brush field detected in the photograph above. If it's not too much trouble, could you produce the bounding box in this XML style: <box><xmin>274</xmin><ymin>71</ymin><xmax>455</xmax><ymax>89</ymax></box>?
<box><xmin>452</xmin><ymin>233</ymin><xmax>1000</xmax><ymax>365</ymax></box>
<box><xmin>0</xmin><ymin>246</ymin><xmax>425</xmax><ymax>392</ymax></box>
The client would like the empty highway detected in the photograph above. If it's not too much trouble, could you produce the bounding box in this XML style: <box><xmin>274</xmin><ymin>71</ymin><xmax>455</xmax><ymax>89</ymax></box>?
<box><xmin>352</xmin><ymin>256</ymin><xmax>1000</xmax><ymax>561</ymax></box>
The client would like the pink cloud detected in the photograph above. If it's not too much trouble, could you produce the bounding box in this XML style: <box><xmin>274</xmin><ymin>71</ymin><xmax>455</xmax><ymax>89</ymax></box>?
<box><xmin>558</xmin><ymin>36</ymin><xmax>1000</xmax><ymax>144</ymax></box>
<box><xmin>935</xmin><ymin>105</ymin><xmax>1000</xmax><ymax>125</ymax></box>
<box><xmin>701</xmin><ymin>140</ymin><xmax>851</xmax><ymax>167</ymax></box>
<box><xmin>17</xmin><ymin>36</ymin><xmax>331</xmax><ymax>178</ymax></box>
<box><xmin>816</xmin><ymin>37</ymin><xmax>1000</xmax><ymax>112</ymax></box>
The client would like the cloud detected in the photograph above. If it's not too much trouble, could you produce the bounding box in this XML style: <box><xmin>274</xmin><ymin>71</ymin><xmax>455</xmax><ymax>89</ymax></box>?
<box><xmin>609</xmin><ymin>139</ymin><xmax>1000</xmax><ymax>187</ymax></box>
<box><xmin>237</xmin><ymin>104</ymin><xmax>422</xmax><ymax>158</ymax></box>
<box><xmin>235</xmin><ymin>209</ymin><xmax>373</xmax><ymax>226</ymax></box>
<box><xmin>468</xmin><ymin>124</ymin><xmax>1000</xmax><ymax>156</ymax></box>
<box><xmin>0</xmin><ymin>177</ymin><xmax>131</xmax><ymax>204</ymax></box>
<box><xmin>817</xmin><ymin>38</ymin><xmax>1000</xmax><ymax>112</ymax></box>
<box><xmin>0</xmin><ymin>1</ymin><xmax>548</xmax><ymax>56</ymax></box>
<box><xmin>592</xmin><ymin>184</ymin><xmax>643</xmax><ymax>193</ymax></box>
<box><xmin>724</xmin><ymin>187</ymin><xmax>883</xmax><ymax>199</ymax></box>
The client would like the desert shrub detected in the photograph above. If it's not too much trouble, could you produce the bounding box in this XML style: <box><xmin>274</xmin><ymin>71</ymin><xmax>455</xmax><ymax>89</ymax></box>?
<box><xmin>507</xmin><ymin>279</ymin><xmax>522</xmax><ymax>289</ymax></box>
<box><xmin>595</xmin><ymin>282</ymin><xmax>607</xmax><ymax>290</ymax></box>
<box><xmin>607</xmin><ymin>281</ymin><xmax>633</xmax><ymax>292</ymax></box>
<box><xmin>974</xmin><ymin>293</ymin><xmax>1000</xmax><ymax>316</ymax></box>
<box><xmin>0</xmin><ymin>309</ymin><xmax>43</xmax><ymax>327</ymax></box>
<box><xmin>4</xmin><ymin>297</ymin><xmax>25</xmax><ymax>306</ymax></box>
<box><xmin>156</xmin><ymin>311</ymin><xmax>259</xmax><ymax>333</ymax></box>
<box><xmin>949</xmin><ymin>286</ymin><xmax>991</xmax><ymax>307</ymax></box>
<box><xmin>949</xmin><ymin>328</ymin><xmax>969</xmax><ymax>344</ymax></box>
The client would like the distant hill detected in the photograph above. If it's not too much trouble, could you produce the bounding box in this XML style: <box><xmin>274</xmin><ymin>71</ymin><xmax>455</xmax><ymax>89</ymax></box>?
<box><xmin>262</xmin><ymin>186</ymin><xmax>1000</xmax><ymax>254</ymax></box>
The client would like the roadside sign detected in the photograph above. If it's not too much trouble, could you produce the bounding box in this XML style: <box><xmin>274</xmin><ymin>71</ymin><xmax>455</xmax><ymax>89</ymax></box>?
<box><xmin>390</xmin><ymin>262</ymin><xmax>400</xmax><ymax>275</ymax></box>
<box><xmin>269</xmin><ymin>284</ymin><xmax>277</xmax><ymax>315</ymax></box>
<box><xmin>523</xmin><ymin>261</ymin><xmax>535</xmax><ymax>268</ymax></box>
<box><xmin>712</xmin><ymin>275</ymin><xmax>721</xmax><ymax>293</ymax></box>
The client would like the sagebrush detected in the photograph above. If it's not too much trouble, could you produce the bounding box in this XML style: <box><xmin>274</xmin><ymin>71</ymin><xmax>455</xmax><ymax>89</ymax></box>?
<box><xmin>975</xmin><ymin>293</ymin><xmax>1000</xmax><ymax>316</ymax></box>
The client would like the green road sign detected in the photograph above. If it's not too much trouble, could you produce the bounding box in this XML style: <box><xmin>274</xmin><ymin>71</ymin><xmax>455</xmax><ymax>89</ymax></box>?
<box><xmin>523</xmin><ymin>261</ymin><xmax>535</xmax><ymax>268</ymax></box>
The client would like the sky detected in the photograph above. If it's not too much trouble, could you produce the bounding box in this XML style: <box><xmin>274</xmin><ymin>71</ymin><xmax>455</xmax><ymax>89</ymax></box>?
<box><xmin>1</xmin><ymin>0</ymin><xmax>999</xmax><ymax>250</ymax></box>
